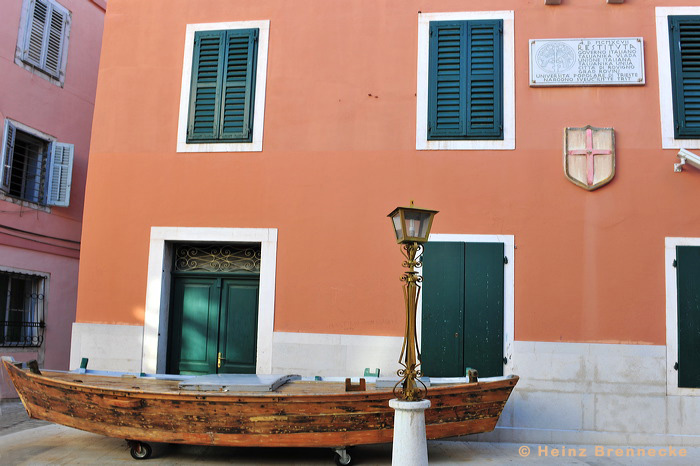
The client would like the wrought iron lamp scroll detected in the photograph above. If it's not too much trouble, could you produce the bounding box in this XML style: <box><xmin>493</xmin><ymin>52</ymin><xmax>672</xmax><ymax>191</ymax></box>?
<box><xmin>387</xmin><ymin>203</ymin><xmax>438</xmax><ymax>401</ymax></box>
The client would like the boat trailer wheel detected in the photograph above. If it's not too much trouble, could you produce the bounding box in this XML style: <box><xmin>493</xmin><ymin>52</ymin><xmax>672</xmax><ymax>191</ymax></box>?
<box><xmin>128</xmin><ymin>440</ymin><xmax>152</xmax><ymax>460</ymax></box>
<box><xmin>333</xmin><ymin>447</ymin><xmax>352</xmax><ymax>466</ymax></box>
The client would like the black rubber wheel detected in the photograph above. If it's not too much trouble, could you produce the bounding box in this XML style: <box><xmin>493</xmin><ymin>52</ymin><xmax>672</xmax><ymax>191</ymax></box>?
<box><xmin>130</xmin><ymin>442</ymin><xmax>152</xmax><ymax>460</ymax></box>
<box><xmin>334</xmin><ymin>451</ymin><xmax>353</xmax><ymax>466</ymax></box>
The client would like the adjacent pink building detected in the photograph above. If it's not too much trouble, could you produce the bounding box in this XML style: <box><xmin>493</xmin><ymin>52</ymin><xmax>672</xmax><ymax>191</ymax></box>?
<box><xmin>0</xmin><ymin>0</ymin><xmax>105</xmax><ymax>398</ymax></box>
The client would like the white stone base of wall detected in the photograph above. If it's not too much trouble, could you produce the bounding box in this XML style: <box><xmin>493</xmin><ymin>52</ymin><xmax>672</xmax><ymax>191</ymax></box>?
<box><xmin>271</xmin><ymin>331</ymin><xmax>402</xmax><ymax>377</ymax></box>
<box><xmin>471</xmin><ymin>341</ymin><xmax>700</xmax><ymax>446</ymax></box>
<box><xmin>70</xmin><ymin>323</ymin><xmax>143</xmax><ymax>372</ymax></box>
<box><xmin>69</xmin><ymin>325</ymin><xmax>700</xmax><ymax>446</ymax></box>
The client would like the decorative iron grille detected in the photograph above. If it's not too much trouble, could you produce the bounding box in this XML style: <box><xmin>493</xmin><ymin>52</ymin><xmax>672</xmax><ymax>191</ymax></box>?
<box><xmin>0</xmin><ymin>321</ymin><xmax>44</xmax><ymax>347</ymax></box>
<box><xmin>0</xmin><ymin>272</ymin><xmax>45</xmax><ymax>348</ymax></box>
<box><xmin>174</xmin><ymin>243</ymin><xmax>262</xmax><ymax>273</ymax></box>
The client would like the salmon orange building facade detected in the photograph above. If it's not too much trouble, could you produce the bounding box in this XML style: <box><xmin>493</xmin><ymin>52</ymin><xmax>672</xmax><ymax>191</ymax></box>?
<box><xmin>0</xmin><ymin>0</ymin><xmax>105</xmax><ymax>398</ymax></box>
<box><xmin>75</xmin><ymin>0</ymin><xmax>700</xmax><ymax>444</ymax></box>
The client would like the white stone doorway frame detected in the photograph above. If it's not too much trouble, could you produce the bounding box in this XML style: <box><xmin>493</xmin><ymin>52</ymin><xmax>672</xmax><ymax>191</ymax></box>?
<box><xmin>142</xmin><ymin>227</ymin><xmax>278</xmax><ymax>374</ymax></box>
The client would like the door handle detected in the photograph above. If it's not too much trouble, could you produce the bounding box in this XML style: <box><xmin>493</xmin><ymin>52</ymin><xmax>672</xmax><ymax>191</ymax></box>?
<box><xmin>217</xmin><ymin>352</ymin><xmax>225</xmax><ymax>369</ymax></box>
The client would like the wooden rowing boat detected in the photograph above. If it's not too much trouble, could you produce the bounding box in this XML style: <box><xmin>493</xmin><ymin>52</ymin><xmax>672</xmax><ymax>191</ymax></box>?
<box><xmin>2</xmin><ymin>358</ymin><xmax>517</xmax><ymax>464</ymax></box>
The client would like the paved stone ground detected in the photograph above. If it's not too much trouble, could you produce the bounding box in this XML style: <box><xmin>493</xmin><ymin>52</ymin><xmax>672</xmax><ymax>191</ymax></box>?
<box><xmin>0</xmin><ymin>399</ymin><xmax>48</xmax><ymax>435</ymax></box>
<box><xmin>2</xmin><ymin>399</ymin><xmax>700</xmax><ymax>464</ymax></box>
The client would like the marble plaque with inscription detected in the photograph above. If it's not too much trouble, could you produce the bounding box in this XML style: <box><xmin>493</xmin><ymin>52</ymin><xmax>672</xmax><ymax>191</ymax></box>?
<box><xmin>529</xmin><ymin>38</ymin><xmax>644</xmax><ymax>86</ymax></box>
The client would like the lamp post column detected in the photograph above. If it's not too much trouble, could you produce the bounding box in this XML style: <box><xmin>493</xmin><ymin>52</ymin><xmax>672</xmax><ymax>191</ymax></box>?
<box><xmin>386</xmin><ymin>203</ymin><xmax>438</xmax><ymax>466</ymax></box>
<box><xmin>396</xmin><ymin>242</ymin><xmax>424</xmax><ymax>401</ymax></box>
<box><xmin>391</xmin><ymin>242</ymin><xmax>429</xmax><ymax>466</ymax></box>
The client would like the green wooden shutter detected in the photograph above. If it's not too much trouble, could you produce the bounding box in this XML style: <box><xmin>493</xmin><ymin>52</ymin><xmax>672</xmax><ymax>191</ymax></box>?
<box><xmin>422</xmin><ymin>242</ymin><xmax>505</xmax><ymax>378</ymax></box>
<box><xmin>463</xmin><ymin>242</ymin><xmax>504</xmax><ymax>378</ymax></box>
<box><xmin>669</xmin><ymin>16</ymin><xmax>700</xmax><ymax>139</ymax></box>
<box><xmin>187</xmin><ymin>29</ymin><xmax>258</xmax><ymax>143</ymax></box>
<box><xmin>428</xmin><ymin>22</ymin><xmax>467</xmax><ymax>139</ymax></box>
<box><xmin>187</xmin><ymin>30</ymin><xmax>226</xmax><ymax>142</ymax></box>
<box><xmin>466</xmin><ymin>20</ymin><xmax>503</xmax><ymax>139</ymax></box>
<box><xmin>428</xmin><ymin>20</ymin><xmax>503</xmax><ymax>141</ymax></box>
<box><xmin>219</xmin><ymin>29</ymin><xmax>258</xmax><ymax>142</ymax></box>
<box><xmin>676</xmin><ymin>246</ymin><xmax>700</xmax><ymax>388</ymax></box>
<box><xmin>421</xmin><ymin>242</ymin><xmax>465</xmax><ymax>377</ymax></box>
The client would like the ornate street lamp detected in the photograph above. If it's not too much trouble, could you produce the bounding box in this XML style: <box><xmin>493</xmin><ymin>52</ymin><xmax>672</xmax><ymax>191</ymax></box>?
<box><xmin>387</xmin><ymin>202</ymin><xmax>438</xmax><ymax>401</ymax></box>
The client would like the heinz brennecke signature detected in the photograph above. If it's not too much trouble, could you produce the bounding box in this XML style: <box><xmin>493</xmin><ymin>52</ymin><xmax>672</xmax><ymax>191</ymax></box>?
<box><xmin>522</xmin><ymin>445</ymin><xmax>688</xmax><ymax>458</ymax></box>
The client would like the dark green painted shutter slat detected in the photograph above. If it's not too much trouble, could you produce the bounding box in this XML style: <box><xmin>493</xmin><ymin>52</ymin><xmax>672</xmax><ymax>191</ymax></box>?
<box><xmin>421</xmin><ymin>242</ymin><xmax>465</xmax><ymax>377</ymax></box>
<box><xmin>464</xmin><ymin>242</ymin><xmax>504</xmax><ymax>378</ymax></box>
<box><xmin>466</xmin><ymin>21</ymin><xmax>502</xmax><ymax>139</ymax></box>
<box><xmin>428</xmin><ymin>22</ymin><xmax>467</xmax><ymax>139</ymax></box>
<box><xmin>188</xmin><ymin>31</ymin><xmax>225</xmax><ymax>141</ymax></box>
<box><xmin>220</xmin><ymin>29</ymin><xmax>257</xmax><ymax>142</ymax></box>
<box><xmin>676</xmin><ymin>246</ymin><xmax>700</xmax><ymax>388</ymax></box>
<box><xmin>427</xmin><ymin>20</ymin><xmax>503</xmax><ymax>141</ymax></box>
<box><xmin>669</xmin><ymin>16</ymin><xmax>700</xmax><ymax>138</ymax></box>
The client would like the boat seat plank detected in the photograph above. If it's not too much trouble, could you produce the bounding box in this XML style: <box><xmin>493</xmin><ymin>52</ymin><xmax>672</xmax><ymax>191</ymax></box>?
<box><xmin>178</xmin><ymin>374</ymin><xmax>301</xmax><ymax>392</ymax></box>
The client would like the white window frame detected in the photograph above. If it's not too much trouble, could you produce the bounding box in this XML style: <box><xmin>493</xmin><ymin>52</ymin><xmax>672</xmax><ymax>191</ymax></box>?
<box><xmin>416</xmin><ymin>233</ymin><xmax>516</xmax><ymax>375</ymax></box>
<box><xmin>656</xmin><ymin>7</ymin><xmax>700</xmax><ymax>149</ymax></box>
<box><xmin>142</xmin><ymin>227</ymin><xmax>278</xmax><ymax>374</ymax></box>
<box><xmin>665</xmin><ymin>237</ymin><xmax>700</xmax><ymax>396</ymax></box>
<box><xmin>416</xmin><ymin>11</ymin><xmax>515</xmax><ymax>151</ymax></box>
<box><xmin>176</xmin><ymin>21</ymin><xmax>270</xmax><ymax>153</ymax></box>
<box><xmin>14</xmin><ymin>0</ymin><xmax>71</xmax><ymax>87</ymax></box>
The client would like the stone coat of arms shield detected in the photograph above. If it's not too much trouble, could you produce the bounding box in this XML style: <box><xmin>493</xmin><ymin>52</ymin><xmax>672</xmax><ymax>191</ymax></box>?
<box><xmin>564</xmin><ymin>126</ymin><xmax>615</xmax><ymax>191</ymax></box>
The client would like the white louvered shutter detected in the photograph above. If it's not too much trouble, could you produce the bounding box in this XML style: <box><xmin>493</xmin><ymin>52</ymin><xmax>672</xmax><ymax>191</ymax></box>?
<box><xmin>1</xmin><ymin>122</ymin><xmax>17</xmax><ymax>193</ymax></box>
<box><xmin>23</xmin><ymin>0</ymin><xmax>50</xmax><ymax>68</ymax></box>
<box><xmin>46</xmin><ymin>142</ymin><xmax>73</xmax><ymax>206</ymax></box>
<box><xmin>22</xmin><ymin>0</ymin><xmax>68</xmax><ymax>78</ymax></box>
<box><xmin>43</xmin><ymin>3</ymin><xmax>67</xmax><ymax>77</ymax></box>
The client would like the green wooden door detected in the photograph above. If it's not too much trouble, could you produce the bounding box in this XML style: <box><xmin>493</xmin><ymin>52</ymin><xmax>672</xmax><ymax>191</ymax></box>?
<box><xmin>422</xmin><ymin>242</ymin><xmax>504</xmax><ymax>378</ymax></box>
<box><xmin>218</xmin><ymin>278</ymin><xmax>259</xmax><ymax>373</ymax></box>
<box><xmin>676</xmin><ymin>246</ymin><xmax>700</xmax><ymax>388</ymax></box>
<box><xmin>169</xmin><ymin>275</ymin><xmax>259</xmax><ymax>375</ymax></box>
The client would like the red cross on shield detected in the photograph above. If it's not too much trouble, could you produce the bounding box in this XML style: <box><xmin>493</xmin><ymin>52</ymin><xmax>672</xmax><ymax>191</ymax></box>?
<box><xmin>564</xmin><ymin>126</ymin><xmax>615</xmax><ymax>191</ymax></box>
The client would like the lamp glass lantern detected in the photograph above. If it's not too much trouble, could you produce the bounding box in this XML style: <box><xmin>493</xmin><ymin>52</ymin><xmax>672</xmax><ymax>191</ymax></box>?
<box><xmin>388</xmin><ymin>206</ymin><xmax>438</xmax><ymax>244</ymax></box>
